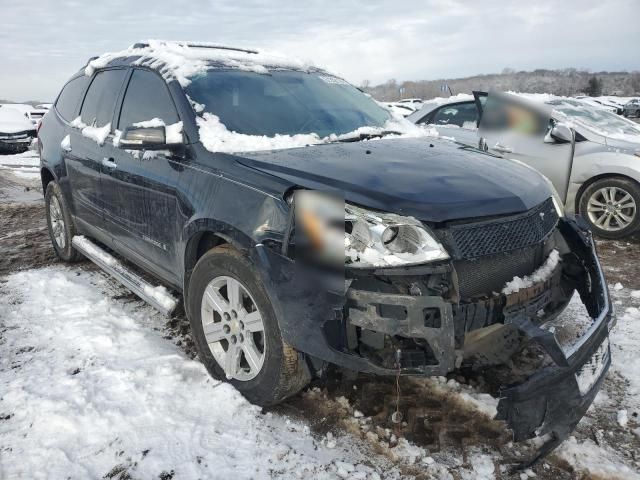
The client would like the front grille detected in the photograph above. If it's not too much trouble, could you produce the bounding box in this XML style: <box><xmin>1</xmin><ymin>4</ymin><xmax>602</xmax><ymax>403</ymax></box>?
<box><xmin>445</xmin><ymin>198</ymin><xmax>558</xmax><ymax>260</ymax></box>
<box><xmin>454</xmin><ymin>244</ymin><xmax>544</xmax><ymax>298</ymax></box>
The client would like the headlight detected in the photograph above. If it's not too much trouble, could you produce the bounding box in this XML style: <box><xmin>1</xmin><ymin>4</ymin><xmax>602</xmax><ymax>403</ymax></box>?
<box><xmin>344</xmin><ymin>203</ymin><xmax>449</xmax><ymax>268</ymax></box>
<box><xmin>293</xmin><ymin>191</ymin><xmax>450</xmax><ymax>268</ymax></box>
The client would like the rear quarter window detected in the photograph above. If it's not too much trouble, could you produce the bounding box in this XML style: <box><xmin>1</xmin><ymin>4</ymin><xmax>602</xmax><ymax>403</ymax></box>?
<box><xmin>55</xmin><ymin>76</ymin><xmax>90</xmax><ymax>121</ymax></box>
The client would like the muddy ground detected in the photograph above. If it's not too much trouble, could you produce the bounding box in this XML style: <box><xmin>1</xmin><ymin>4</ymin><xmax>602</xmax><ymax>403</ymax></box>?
<box><xmin>1</xmin><ymin>170</ymin><xmax>639</xmax><ymax>479</ymax></box>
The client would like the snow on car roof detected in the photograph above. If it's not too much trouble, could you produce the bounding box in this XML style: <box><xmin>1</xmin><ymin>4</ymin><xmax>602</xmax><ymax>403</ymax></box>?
<box><xmin>85</xmin><ymin>39</ymin><xmax>313</xmax><ymax>87</ymax></box>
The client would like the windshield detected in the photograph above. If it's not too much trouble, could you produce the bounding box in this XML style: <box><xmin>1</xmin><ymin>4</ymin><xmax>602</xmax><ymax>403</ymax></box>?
<box><xmin>185</xmin><ymin>69</ymin><xmax>390</xmax><ymax>138</ymax></box>
<box><xmin>546</xmin><ymin>99</ymin><xmax>640</xmax><ymax>139</ymax></box>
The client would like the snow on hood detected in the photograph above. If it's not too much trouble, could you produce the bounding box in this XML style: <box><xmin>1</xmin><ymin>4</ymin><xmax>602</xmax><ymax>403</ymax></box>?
<box><xmin>85</xmin><ymin>40</ymin><xmax>312</xmax><ymax>87</ymax></box>
<box><xmin>0</xmin><ymin>108</ymin><xmax>35</xmax><ymax>133</ymax></box>
<box><xmin>197</xmin><ymin>113</ymin><xmax>438</xmax><ymax>154</ymax></box>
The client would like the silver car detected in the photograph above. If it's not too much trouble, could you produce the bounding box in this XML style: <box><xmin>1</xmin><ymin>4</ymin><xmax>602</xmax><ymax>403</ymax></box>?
<box><xmin>409</xmin><ymin>92</ymin><xmax>640</xmax><ymax>239</ymax></box>
<box><xmin>624</xmin><ymin>99</ymin><xmax>640</xmax><ymax>118</ymax></box>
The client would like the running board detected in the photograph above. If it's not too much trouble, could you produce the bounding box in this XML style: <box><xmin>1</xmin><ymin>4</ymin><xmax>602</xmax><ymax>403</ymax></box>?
<box><xmin>72</xmin><ymin>236</ymin><xmax>178</xmax><ymax>316</ymax></box>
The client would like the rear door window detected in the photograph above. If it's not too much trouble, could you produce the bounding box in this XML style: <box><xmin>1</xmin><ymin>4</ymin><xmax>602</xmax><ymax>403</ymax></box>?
<box><xmin>80</xmin><ymin>69</ymin><xmax>128</xmax><ymax>127</ymax></box>
<box><xmin>55</xmin><ymin>76</ymin><xmax>91</xmax><ymax>121</ymax></box>
<box><xmin>118</xmin><ymin>69</ymin><xmax>179</xmax><ymax>129</ymax></box>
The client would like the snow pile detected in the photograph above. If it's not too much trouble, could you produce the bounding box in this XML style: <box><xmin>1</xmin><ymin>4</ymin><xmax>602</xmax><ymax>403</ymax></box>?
<box><xmin>60</xmin><ymin>134</ymin><xmax>71</xmax><ymax>151</ymax></box>
<box><xmin>556</xmin><ymin>436</ymin><xmax>640</xmax><ymax>479</ymax></box>
<box><xmin>132</xmin><ymin>118</ymin><xmax>183</xmax><ymax>144</ymax></box>
<box><xmin>0</xmin><ymin>267</ymin><xmax>372</xmax><ymax>479</ymax></box>
<box><xmin>142</xmin><ymin>284</ymin><xmax>178</xmax><ymax>312</ymax></box>
<box><xmin>459</xmin><ymin>453</ymin><xmax>495</xmax><ymax>480</ymax></box>
<box><xmin>617</xmin><ymin>409</ymin><xmax>629</xmax><ymax>428</ymax></box>
<box><xmin>197</xmin><ymin>112</ymin><xmax>437</xmax><ymax>154</ymax></box>
<box><xmin>197</xmin><ymin>112</ymin><xmax>322</xmax><ymax>153</ymax></box>
<box><xmin>70</xmin><ymin>117</ymin><xmax>111</xmax><ymax>146</ymax></box>
<box><xmin>502</xmin><ymin>249</ymin><xmax>560</xmax><ymax>294</ymax></box>
<box><xmin>439</xmin><ymin>377</ymin><xmax>498</xmax><ymax>418</ymax></box>
<box><xmin>422</xmin><ymin>93</ymin><xmax>475</xmax><ymax>106</ymax></box>
<box><xmin>85</xmin><ymin>40</ymin><xmax>310</xmax><ymax>87</ymax></box>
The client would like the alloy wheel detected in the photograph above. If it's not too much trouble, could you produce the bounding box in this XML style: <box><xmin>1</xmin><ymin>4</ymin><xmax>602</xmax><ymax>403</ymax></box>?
<box><xmin>587</xmin><ymin>186</ymin><xmax>637</xmax><ymax>232</ymax></box>
<box><xmin>200</xmin><ymin>275</ymin><xmax>266</xmax><ymax>381</ymax></box>
<box><xmin>49</xmin><ymin>196</ymin><xmax>66</xmax><ymax>248</ymax></box>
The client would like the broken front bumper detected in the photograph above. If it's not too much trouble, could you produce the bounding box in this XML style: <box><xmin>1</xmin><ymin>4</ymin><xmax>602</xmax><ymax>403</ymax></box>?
<box><xmin>495</xmin><ymin>216</ymin><xmax>613</xmax><ymax>463</ymax></box>
<box><xmin>254</xmin><ymin>214</ymin><xmax>612</xmax><ymax>459</ymax></box>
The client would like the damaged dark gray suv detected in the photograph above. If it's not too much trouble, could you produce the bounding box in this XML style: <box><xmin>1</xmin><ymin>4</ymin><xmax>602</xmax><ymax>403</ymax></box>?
<box><xmin>39</xmin><ymin>41</ymin><xmax>612</xmax><ymax>460</ymax></box>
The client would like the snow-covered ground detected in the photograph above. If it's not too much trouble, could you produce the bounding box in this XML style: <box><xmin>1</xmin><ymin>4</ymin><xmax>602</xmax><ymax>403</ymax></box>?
<box><xmin>2</xmin><ymin>263</ymin><xmax>639</xmax><ymax>479</ymax></box>
<box><xmin>0</xmin><ymin>150</ymin><xmax>40</xmax><ymax>180</ymax></box>
<box><xmin>0</xmin><ymin>266</ymin><xmax>392</xmax><ymax>479</ymax></box>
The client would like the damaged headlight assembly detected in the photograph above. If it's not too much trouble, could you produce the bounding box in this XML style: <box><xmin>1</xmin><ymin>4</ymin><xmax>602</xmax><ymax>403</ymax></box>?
<box><xmin>292</xmin><ymin>190</ymin><xmax>449</xmax><ymax>268</ymax></box>
<box><xmin>344</xmin><ymin>204</ymin><xmax>449</xmax><ymax>268</ymax></box>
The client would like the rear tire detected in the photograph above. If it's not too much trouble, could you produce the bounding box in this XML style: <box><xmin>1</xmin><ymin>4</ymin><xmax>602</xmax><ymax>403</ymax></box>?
<box><xmin>579</xmin><ymin>177</ymin><xmax>640</xmax><ymax>239</ymax></box>
<box><xmin>45</xmin><ymin>181</ymin><xmax>81</xmax><ymax>262</ymax></box>
<box><xmin>187</xmin><ymin>244</ymin><xmax>310</xmax><ymax>406</ymax></box>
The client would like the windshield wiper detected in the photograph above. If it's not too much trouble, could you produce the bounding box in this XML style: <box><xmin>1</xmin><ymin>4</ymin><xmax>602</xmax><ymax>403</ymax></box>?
<box><xmin>335</xmin><ymin>130</ymin><xmax>402</xmax><ymax>143</ymax></box>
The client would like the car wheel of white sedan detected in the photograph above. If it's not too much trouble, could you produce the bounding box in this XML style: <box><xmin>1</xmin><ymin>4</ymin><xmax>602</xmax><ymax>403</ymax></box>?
<box><xmin>580</xmin><ymin>177</ymin><xmax>640</xmax><ymax>239</ymax></box>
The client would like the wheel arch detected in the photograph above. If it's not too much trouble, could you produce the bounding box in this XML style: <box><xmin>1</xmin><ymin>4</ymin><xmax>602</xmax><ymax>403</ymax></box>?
<box><xmin>40</xmin><ymin>167</ymin><xmax>56</xmax><ymax>194</ymax></box>
<box><xmin>182</xmin><ymin>220</ymin><xmax>254</xmax><ymax>303</ymax></box>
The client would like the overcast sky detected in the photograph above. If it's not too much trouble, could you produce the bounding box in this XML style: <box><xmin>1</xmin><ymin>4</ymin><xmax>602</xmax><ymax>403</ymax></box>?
<box><xmin>1</xmin><ymin>0</ymin><xmax>638</xmax><ymax>101</ymax></box>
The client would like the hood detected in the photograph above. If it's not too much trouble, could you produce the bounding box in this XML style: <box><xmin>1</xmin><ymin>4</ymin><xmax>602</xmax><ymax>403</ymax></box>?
<box><xmin>235</xmin><ymin>137</ymin><xmax>551</xmax><ymax>223</ymax></box>
<box><xmin>0</xmin><ymin>108</ymin><xmax>34</xmax><ymax>133</ymax></box>
<box><xmin>604</xmin><ymin>135</ymin><xmax>640</xmax><ymax>150</ymax></box>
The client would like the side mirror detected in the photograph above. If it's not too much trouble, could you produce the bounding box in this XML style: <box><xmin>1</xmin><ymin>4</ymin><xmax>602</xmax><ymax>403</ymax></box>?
<box><xmin>118</xmin><ymin>126</ymin><xmax>183</xmax><ymax>151</ymax></box>
<box><xmin>545</xmin><ymin>123</ymin><xmax>573</xmax><ymax>144</ymax></box>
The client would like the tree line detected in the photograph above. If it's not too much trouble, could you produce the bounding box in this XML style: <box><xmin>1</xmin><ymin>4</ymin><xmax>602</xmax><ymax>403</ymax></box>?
<box><xmin>361</xmin><ymin>68</ymin><xmax>640</xmax><ymax>101</ymax></box>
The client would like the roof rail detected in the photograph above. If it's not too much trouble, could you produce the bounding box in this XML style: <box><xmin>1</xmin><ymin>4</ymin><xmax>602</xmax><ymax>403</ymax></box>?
<box><xmin>132</xmin><ymin>41</ymin><xmax>258</xmax><ymax>55</ymax></box>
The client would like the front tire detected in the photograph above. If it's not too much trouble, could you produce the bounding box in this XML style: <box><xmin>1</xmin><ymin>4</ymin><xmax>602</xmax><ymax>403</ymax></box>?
<box><xmin>45</xmin><ymin>181</ymin><xmax>81</xmax><ymax>262</ymax></box>
<box><xmin>579</xmin><ymin>177</ymin><xmax>640</xmax><ymax>239</ymax></box>
<box><xmin>187</xmin><ymin>244</ymin><xmax>310</xmax><ymax>406</ymax></box>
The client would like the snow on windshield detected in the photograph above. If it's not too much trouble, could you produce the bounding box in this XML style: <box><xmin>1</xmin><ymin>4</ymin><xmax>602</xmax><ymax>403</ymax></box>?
<box><xmin>502</xmin><ymin>92</ymin><xmax>640</xmax><ymax>142</ymax></box>
<box><xmin>547</xmin><ymin>99</ymin><xmax>640</xmax><ymax>142</ymax></box>
<box><xmin>190</xmin><ymin>69</ymin><xmax>438</xmax><ymax>153</ymax></box>
<box><xmin>197</xmin><ymin>113</ymin><xmax>437</xmax><ymax>153</ymax></box>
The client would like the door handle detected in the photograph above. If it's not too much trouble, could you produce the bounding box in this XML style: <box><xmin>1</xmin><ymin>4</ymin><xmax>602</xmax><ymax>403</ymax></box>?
<box><xmin>493</xmin><ymin>143</ymin><xmax>513</xmax><ymax>153</ymax></box>
<box><xmin>102</xmin><ymin>157</ymin><xmax>117</xmax><ymax>170</ymax></box>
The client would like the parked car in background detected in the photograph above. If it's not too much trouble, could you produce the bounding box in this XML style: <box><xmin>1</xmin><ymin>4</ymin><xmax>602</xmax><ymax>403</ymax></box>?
<box><xmin>36</xmin><ymin>103</ymin><xmax>53</xmax><ymax>111</ymax></box>
<box><xmin>396</xmin><ymin>98</ymin><xmax>423</xmax><ymax>110</ymax></box>
<box><xmin>575</xmin><ymin>97</ymin><xmax>619</xmax><ymax>114</ymax></box>
<box><xmin>0</xmin><ymin>107</ymin><xmax>37</xmax><ymax>154</ymax></box>
<box><xmin>623</xmin><ymin>99</ymin><xmax>640</xmax><ymax>118</ymax></box>
<box><xmin>381</xmin><ymin>102</ymin><xmax>415</xmax><ymax>117</ymax></box>
<box><xmin>37</xmin><ymin>42</ymin><xmax>612</xmax><ymax>458</ymax></box>
<box><xmin>410</xmin><ymin>92</ymin><xmax>640</xmax><ymax>238</ymax></box>
<box><xmin>0</xmin><ymin>103</ymin><xmax>48</xmax><ymax>126</ymax></box>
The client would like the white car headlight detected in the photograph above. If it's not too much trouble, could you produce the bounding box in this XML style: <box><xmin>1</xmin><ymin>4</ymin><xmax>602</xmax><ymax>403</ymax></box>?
<box><xmin>344</xmin><ymin>203</ymin><xmax>449</xmax><ymax>268</ymax></box>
